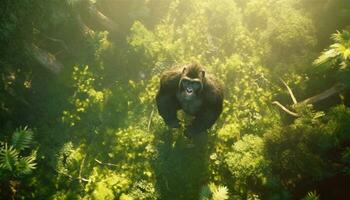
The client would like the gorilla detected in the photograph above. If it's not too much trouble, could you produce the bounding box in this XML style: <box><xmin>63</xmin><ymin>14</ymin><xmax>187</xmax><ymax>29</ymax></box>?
<box><xmin>156</xmin><ymin>63</ymin><xmax>224</xmax><ymax>137</ymax></box>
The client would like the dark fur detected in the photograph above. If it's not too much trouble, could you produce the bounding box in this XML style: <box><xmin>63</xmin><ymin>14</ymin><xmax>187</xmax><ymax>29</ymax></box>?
<box><xmin>156</xmin><ymin>63</ymin><xmax>224</xmax><ymax>137</ymax></box>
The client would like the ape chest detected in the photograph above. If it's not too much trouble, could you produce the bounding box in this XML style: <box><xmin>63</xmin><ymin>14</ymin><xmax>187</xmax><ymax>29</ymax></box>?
<box><xmin>176</xmin><ymin>94</ymin><xmax>203</xmax><ymax>115</ymax></box>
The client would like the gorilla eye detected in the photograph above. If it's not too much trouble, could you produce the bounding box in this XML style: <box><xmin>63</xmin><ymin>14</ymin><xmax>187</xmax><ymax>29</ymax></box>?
<box><xmin>182</xmin><ymin>79</ymin><xmax>190</xmax><ymax>86</ymax></box>
<box><xmin>192</xmin><ymin>81</ymin><xmax>201</xmax><ymax>89</ymax></box>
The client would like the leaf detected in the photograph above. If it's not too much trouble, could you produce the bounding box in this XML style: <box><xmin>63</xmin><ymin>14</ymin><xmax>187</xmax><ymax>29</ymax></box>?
<box><xmin>11</xmin><ymin>126</ymin><xmax>33</xmax><ymax>150</ymax></box>
<box><xmin>212</xmin><ymin>185</ymin><xmax>229</xmax><ymax>200</ymax></box>
<box><xmin>312</xmin><ymin>111</ymin><xmax>325</xmax><ymax>120</ymax></box>
<box><xmin>331</xmin><ymin>31</ymin><xmax>342</xmax><ymax>43</ymax></box>
<box><xmin>16</xmin><ymin>151</ymin><xmax>37</xmax><ymax>175</ymax></box>
<box><xmin>331</xmin><ymin>43</ymin><xmax>346</xmax><ymax>54</ymax></box>
<box><xmin>0</xmin><ymin>143</ymin><xmax>19</xmax><ymax>171</ymax></box>
<box><xmin>343</xmin><ymin>49</ymin><xmax>350</xmax><ymax>60</ymax></box>
<box><xmin>313</xmin><ymin>49</ymin><xmax>338</xmax><ymax>66</ymax></box>
<box><xmin>302</xmin><ymin>191</ymin><xmax>319</xmax><ymax>200</ymax></box>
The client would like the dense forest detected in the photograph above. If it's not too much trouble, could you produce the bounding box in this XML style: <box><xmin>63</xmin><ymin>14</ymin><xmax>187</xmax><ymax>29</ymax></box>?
<box><xmin>1</xmin><ymin>0</ymin><xmax>350</xmax><ymax>199</ymax></box>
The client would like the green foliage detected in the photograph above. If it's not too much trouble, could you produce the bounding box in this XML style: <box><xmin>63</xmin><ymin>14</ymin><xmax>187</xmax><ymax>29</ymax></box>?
<box><xmin>53</xmin><ymin>127</ymin><xmax>156</xmax><ymax>199</ymax></box>
<box><xmin>1</xmin><ymin>0</ymin><xmax>350</xmax><ymax>199</ymax></box>
<box><xmin>0</xmin><ymin>127</ymin><xmax>37</xmax><ymax>179</ymax></box>
<box><xmin>225</xmin><ymin>135</ymin><xmax>267</xmax><ymax>180</ymax></box>
<box><xmin>302</xmin><ymin>191</ymin><xmax>320</xmax><ymax>200</ymax></box>
<box><xmin>11</xmin><ymin>126</ymin><xmax>34</xmax><ymax>150</ymax></box>
<box><xmin>16</xmin><ymin>153</ymin><xmax>37</xmax><ymax>175</ymax></box>
<box><xmin>62</xmin><ymin>65</ymin><xmax>108</xmax><ymax>127</ymax></box>
<box><xmin>125</xmin><ymin>180</ymin><xmax>159</xmax><ymax>200</ymax></box>
<box><xmin>199</xmin><ymin>183</ymin><xmax>230</xmax><ymax>200</ymax></box>
<box><xmin>314</xmin><ymin>29</ymin><xmax>350</xmax><ymax>86</ymax></box>
<box><xmin>0</xmin><ymin>144</ymin><xmax>18</xmax><ymax>172</ymax></box>
<box><xmin>224</xmin><ymin>134</ymin><xmax>268</xmax><ymax>198</ymax></box>
<box><xmin>341</xmin><ymin>147</ymin><xmax>350</xmax><ymax>174</ymax></box>
<box><xmin>314</xmin><ymin>30</ymin><xmax>350</xmax><ymax>66</ymax></box>
<box><xmin>217</xmin><ymin>55</ymin><xmax>278</xmax><ymax>140</ymax></box>
<box><xmin>264</xmin><ymin>104</ymin><xmax>350</xmax><ymax>195</ymax></box>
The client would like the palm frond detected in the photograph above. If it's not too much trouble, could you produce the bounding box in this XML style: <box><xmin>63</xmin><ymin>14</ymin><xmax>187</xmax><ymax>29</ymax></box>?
<box><xmin>212</xmin><ymin>185</ymin><xmax>229</xmax><ymax>200</ymax></box>
<box><xmin>331</xmin><ymin>31</ymin><xmax>342</xmax><ymax>43</ymax></box>
<box><xmin>11</xmin><ymin>126</ymin><xmax>33</xmax><ymax>150</ymax></box>
<box><xmin>343</xmin><ymin>49</ymin><xmax>350</xmax><ymax>60</ymax></box>
<box><xmin>331</xmin><ymin>43</ymin><xmax>346</xmax><ymax>54</ymax></box>
<box><xmin>16</xmin><ymin>151</ymin><xmax>37</xmax><ymax>175</ymax></box>
<box><xmin>0</xmin><ymin>143</ymin><xmax>19</xmax><ymax>171</ymax></box>
<box><xmin>313</xmin><ymin>48</ymin><xmax>338</xmax><ymax>66</ymax></box>
<box><xmin>332</xmin><ymin>30</ymin><xmax>350</xmax><ymax>44</ymax></box>
<box><xmin>302</xmin><ymin>191</ymin><xmax>319</xmax><ymax>200</ymax></box>
<box><xmin>314</xmin><ymin>30</ymin><xmax>350</xmax><ymax>68</ymax></box>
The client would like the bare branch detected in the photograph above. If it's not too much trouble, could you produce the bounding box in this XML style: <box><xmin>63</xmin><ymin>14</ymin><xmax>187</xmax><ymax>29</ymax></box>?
<box><xmin>273</xmin><ymin>83</ymin><xmax>346</xmax><ymax>117</ymax></box>
<box><xmin>34</xmin><ymin>28</ymin><xmax>69</xmax><ymax>51</ymax></box>
<box><xmin>94</xmin><ymin>159</ymin><xmax>118</xmax><ymax>167</ymax></box>
<box><xmin>55</xmin><ymin>169</ymin><xmax>90</xmax><ymax>182</ymax></box>
<box><xmin>272</xmin><ymin>101</ymin><xmax>299</xmax><ymax>117</ymax></box>
<box><xmin>280</xmin><ymin>78</ymin><xmax>298</xmax><ymax>104</ymax></box>
<box><xmin>78</xmin><ymin>156</ymin><xmax>86</xmax><ymax>183</ymax></box>
<box><xmin>148</xmin><ymin>107</ymin><xmax>155</xmax><ymax>131</ymax></box>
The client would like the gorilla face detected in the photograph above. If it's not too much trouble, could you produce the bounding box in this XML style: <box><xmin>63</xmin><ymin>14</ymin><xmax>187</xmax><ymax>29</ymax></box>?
<box><xmin>176</xmin><ymin>68</ymin><xmax>205</xmax><ymax>115</ymax></box>
<box><xmin>178</xmin><ymin>67</ymin><xmax>205</xmax><ymax>101</ymax></box>
<box><xmin>180</xmin><ymin>77</ymin><xmax>202</xmax><ymax>98</ymax></box>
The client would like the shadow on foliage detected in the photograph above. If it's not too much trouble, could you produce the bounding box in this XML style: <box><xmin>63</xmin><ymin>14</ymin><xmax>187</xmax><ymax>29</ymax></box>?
<box><xmin>153</xmin><ymin>129</ymin><xmax>210</xmax><ymax>200</ymax></box>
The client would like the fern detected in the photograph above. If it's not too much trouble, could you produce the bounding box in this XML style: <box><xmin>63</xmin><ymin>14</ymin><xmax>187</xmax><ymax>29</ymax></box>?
<box><xmin>199</xmin><ymin>183</ymin><xmax>229</xmax><ymax>200</ymax></box>
<box><xmin>16</xmin><ymin>151</ymin><xmax>37</xmax><ymax>175</ymax></box>
<box><xmin>212</xmin><ymin>186</ymin><xmax>229</xmax><ymax>200</ymax></box>
<box><xmin>313</xmin><ymin>48</ymin><xmax>338</xmax><ymax>65</ymax></box>
<box><xmin>314</xmin><ymin>30</ymin><xmax>350</xmax><ymax>69</ymax></box>
<box><xmin>0</xmin><ymin>143</ymin><xmax>19</xmax><ymax>171</ymax></box>
<box><xmin>0</xmin><ymin>127</ymin><xmax>37</xmax><ymax>177</ymax></box>
<box><xmin>11</xmin><ymin>126</ymin><xmax>33</xmax><ymax>150</ymax></box>
<box><xmin>302</xmin><ymin>191</ymin><xmax>319</xmax><ymax>200</ymax></box>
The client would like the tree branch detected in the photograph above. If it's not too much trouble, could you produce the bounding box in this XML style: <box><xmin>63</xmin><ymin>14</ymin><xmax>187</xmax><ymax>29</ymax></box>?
<box><xmin>272</xmin><ymin>101</ymin><xmax>299</xmax><ymax>117</ymax></box>
<box><xmin>29</xmin><ymin>44</ymin><xmax>63</xmax><ymax>74</ymax></box>
<box><xmin>273</xmin><ymin>82</ymin><xmax>346</xmax><ymax>117</ymax></box>
<box><xmin>34</xmin><ymin>28</ymin><xmax>69</xmax><ymax>52</ymax></box>
<box><xmin>148</xmin><ymin>107</ymin><xmax>155</xmax><ymax>131</ymax></box>
<box><xmin>94</xmin><ymin>159</ymin><xmax>118</xmax><ymax>167</ymax></box>
<box><xmin>78</xmin><ymin>156</ymin><xmax>86</xmax><ymax>183</ymax></box>
<box><xmin>87</xmin><ymin>3</ymin><xmax>118</xmax><ymax>33</ymax></box>
<box><xmin>280</xmin><ymin>78</ymin><xmax>298</xmax><ymax>104</ymax></box>
<box><xmin>301</xmin><ymin>83</ymin><xmax>345</xmax><ymax>105</ymax></box>
<box><xmin>55</xmin><ymin>169</ymin><xmax>90</xmax><ymax>182</ymax></box>
<box><xmin>76</xmin><ymin>14</ymin><xmax>94</xmax><ymax>37</ymax></box>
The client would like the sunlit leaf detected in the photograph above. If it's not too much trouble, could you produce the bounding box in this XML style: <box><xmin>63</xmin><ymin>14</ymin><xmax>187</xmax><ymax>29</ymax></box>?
<box><xmin>11</xmin><ymin>126</ymin><xmax>33</xmax><ymax>150</ymax></box>
<box><xmin>0</xmin><ymin>144</ymin><xmax>19</xmax><ymax>171</ymax></box>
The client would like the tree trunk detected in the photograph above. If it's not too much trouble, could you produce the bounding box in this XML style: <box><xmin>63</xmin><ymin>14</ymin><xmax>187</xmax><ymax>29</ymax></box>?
<box><xmin>76</xmin><ymin>14</ymin><xmax>95</xmax><ymax>36</ymax></box>
<box><xmin>87</xmin><ymin>3</ymin><xmax>118</xmax><ymax>33</ymax></box>
<box><xmin>301</xmin><ymin>83</ymin><xmax>345</xmax><ymax>105</ymax></box>
<box><xmin>29</xmin><ymin>44</ymin><xmax>63</xmax><ymax>74</ymax></box>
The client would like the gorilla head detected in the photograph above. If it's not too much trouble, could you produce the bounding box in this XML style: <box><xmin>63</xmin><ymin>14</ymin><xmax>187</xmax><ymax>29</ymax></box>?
<box><xmin>178</xmin><ymin>67</ymin><xmax>204</xmax><ymax>99</ymax></box>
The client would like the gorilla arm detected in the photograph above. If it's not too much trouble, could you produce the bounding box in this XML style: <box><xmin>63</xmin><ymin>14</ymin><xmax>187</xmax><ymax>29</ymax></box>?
<box><xmin>156</xmin><ymin>69</ymin><xmax>182</xmax><ymax>128</ymax></box>
<box><xmin>185</xmin><ymin>105</ymin><xmax>222</xmax><ymax>136</ymax></box>
<box><xmin>185</xmin><ymin>79</ymin><xmax>223</xmax><ymax>136</ymax></box>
